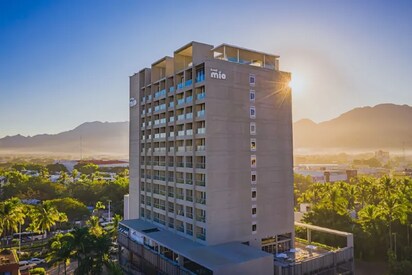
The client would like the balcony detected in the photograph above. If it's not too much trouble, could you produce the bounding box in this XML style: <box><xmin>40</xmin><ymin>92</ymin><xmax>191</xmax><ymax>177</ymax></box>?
<box><xmin>177</xmin><ymin>82</ymin><xmax>184</xmax><ymax>90</ymax></box>
<box><xmin>185</xmin><ymin>113</ymin><xmax>193</xmax><ymax>120</ymax></box>
<box><xmin>186</xmin><ymin>146</ymin><xmax>193</xmax><ymax>152</ymax></box>
<box><xmin>186</xmin><ymin>129</ymin><xmax>193</xmax><ymax>135</ymax></box>
<box><xmin>197</xmin><ymin>110</ymin><xmax>205</xmax><ymax>118</ymax></box>
<box><xmin>196</xmin><ymin>163</ymin><xmax>206</xmax><ymax>169</ymax></box>
<box><xmin>176</xmin><ymin>225</ymin><xmax>184</xmax><ymax>232</ymax></box>
<box><xmin>168</xmin><ymin>102</ymin><xmax>174</xmax><ymax>109</ymax></box>
<box><xmin>185</xmin><ymin>96</ymin><xmax>193</xmax><ymax>104</ymax></box>
<box><xmin>177</xmin><ymin>131</ymin><xmax>185</xmax><ymax>137</ymax></box>
<box><xmin>185</xmin><ymin>79</ymin><xmax>193</xmax><ymax>87</ymax></box>
<box><xmin>186</xmin><ymin>162</ymin><xmax>193</xmax><ymax>168</ymax></box>
<box><xmin>196</xmin><ymin>215</ymin><xmax>206</xmax><ymax>223</ymax></box>
<box><xmin>196</xmin><ymin>233</ymin><xmax>206</xmax><ymax>241</ymax></box>
<box><xmin>186</xmin><ymin>196</ymin><xmax>193</xmax><ymax>202</ymax></box>
<box><xmin>177</xmin><ymin>98</ymin><xmax>185</xmax><ymax>105</ymax></box>
<box><xmin>186</xmin><ymin>179</ymin><xmax>193</xmax><ymax>185</ymax></box>
<box><xmin>169</xmin><ymin>87</ymin><xmax>175</xmax><ymax>94</ymax></box>
<box><xmin>154</xmin><ymin>89</ymin><xmax>166</xmax><ymax>99</ymax></box>
<box><xmin>169</xmin><ymin>117</ymin><xmax>175</xmax><ymax>123</ymax></box>
<box><xmin>196</xmin><ymin>180</ymin><xmax>206</xmax><ymax>187</ymax></box>
<box><xmin>196</xmin><ymin>198</ymin><xmax>206</xmax><ymax>204</ymax></box>
<box><xmin>186</xmin><ymin>229</ymin><xmax>193</xmax><ymax>236</ymax></box>
<box><xmin>176</xmin><ymin>178</ymin><xmax>184</xmax><ymax>184</ymax></box>
<box><xmin>197</xmin><ymin>145</ymin><xmax>206</xmax><ymax>152</ymax></box>
<box><xmin>177</xmin><ymin>114</ymin><xmax>185</xmax><ymax>121</ymax></box>
<box><xmin>197</xmin><ymin>93</ymin><xmax>205</xmax><ymax>100</ymax></box>
<box><xmin>197</xmin><ymin>128</ymin><xmax>205</xmax><ymax>135</ymax></box>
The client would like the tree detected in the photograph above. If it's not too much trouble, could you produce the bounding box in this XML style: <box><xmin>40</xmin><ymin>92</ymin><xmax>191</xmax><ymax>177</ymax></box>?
<box><xmin>47</xmin><ymin>198</ymin><xmax>90</xmax><ymax>222</ymax></box>
<box><xmin>46</xmin><ymin>233</ymin><xmax>75</xmax><ymax>275</ymax></box>
<box><xmin>0</xmin><ymin>198</ymin><xmax>26</xmax><ymax>244</ymax></box>
<box><xmin>29</xmin><ymin>202</ymin><xmax>61</xmax><ymax>236</ymax></box>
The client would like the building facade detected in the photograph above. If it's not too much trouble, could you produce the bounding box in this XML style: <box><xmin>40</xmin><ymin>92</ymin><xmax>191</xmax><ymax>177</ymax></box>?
<box><xmin>121</xmin><ymin>41</ymin><xmax>295</xmax><ymax>274</ymax></box>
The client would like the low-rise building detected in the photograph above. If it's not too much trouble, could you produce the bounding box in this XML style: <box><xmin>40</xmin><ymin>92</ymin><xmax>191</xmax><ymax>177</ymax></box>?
<box><xmin>0</xmin><ymin>249</ymin><xmax>20</xmax><ymax>275</ymax></box>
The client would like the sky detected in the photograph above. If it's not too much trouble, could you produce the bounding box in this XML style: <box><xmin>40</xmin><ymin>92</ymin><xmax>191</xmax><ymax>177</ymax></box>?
<box><xmin>1</xmin><ymin>0</ymin><xmax>412</xmax><ymax>138</ymax></box>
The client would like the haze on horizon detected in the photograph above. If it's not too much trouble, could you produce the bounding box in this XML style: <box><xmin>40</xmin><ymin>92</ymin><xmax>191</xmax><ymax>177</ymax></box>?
<box><xmin>1</xmin><ymin>0</ymin><xmax>412</xmax><ymax>138</ymax></box>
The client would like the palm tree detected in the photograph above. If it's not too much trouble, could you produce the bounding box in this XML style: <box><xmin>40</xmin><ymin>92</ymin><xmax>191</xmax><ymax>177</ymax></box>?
<box><xmin>47</xmin><ymin>233</ymin><xmax>75</xmax><ymax>275</ymax></box>
<box><xmin>379</xmin><ymin>195</ymin><xmax>408</xmax><ymax>250</ymax></box>
<box><xmin>71</xmin><ymin>169</ymin><xmax>79</xmax><ymax>182</ymax></box>
<box><xmin>30</xmin><ymin>202</ymin><xmax>61</xmax><ymax>237</ymax></box>
<box><xmin>0</xmin><ymin>198</ymin><xmax>26</xmax><ymax>244</ymax></box>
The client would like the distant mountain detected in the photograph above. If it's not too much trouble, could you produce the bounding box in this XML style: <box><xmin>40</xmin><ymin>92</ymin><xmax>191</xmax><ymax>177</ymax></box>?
<box><xmin>0</xmin><ymin>121</ymin><xmax>129</xmax><ymax>158</ymax></box>
<box><xmin>1</xmin><ymin>104</ymin><xmax>411</xmax><ymax>157</ymax></box>
<box><xmin>293</xmin><ymin>104</ymin><xmax>412</xmax><ymax>151</ymax></box>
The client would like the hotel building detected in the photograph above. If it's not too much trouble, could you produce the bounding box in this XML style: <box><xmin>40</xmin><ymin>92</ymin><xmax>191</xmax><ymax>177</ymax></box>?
<box><xmin>119</xmin><ymin>42</ymin><xmax>353</xmax><ymax>274</ymax></box>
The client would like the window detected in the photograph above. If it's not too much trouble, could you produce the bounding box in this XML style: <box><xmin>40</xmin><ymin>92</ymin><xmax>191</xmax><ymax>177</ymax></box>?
<box><xmin>249</xmin><ymin>74</ymin><xmax>256</xmax><ymax>86</ymax></box>
<box><xmin>252</xmin><ymin>190</ymin><xmax>257</xmax><ymax>199</ymax></box>
<box><xmin>252</xmin><ymin>223</ymin><xmax>257</xmax><ymax>233</ymax></box>
<box><xmin>251</xmin><ymin>155</ymin><xmax>257</xmax><ymax>168</ymax></box>
<box><xmin>251</xmin><ymin>171</ymin><xmax>257</xmax><ymax>184</ymax></box>
<box><xmin>250</xmin><ymin>122</ymin><xmax>256</xmax><ymax>135</ymax></box>
<box><xmin>250</xmin><ymin>106</ymin><xmax>256</xmax><ymax>119</ymax></box>
<box><xmin>250</xmin><ymin>90</ymin><xmax>255</xmax><ymax>102</ymax></box>
<box><xmin>250</xmin><ymin>138</ymin><xmax>256</xmax><ymax>151</ymax></box>
<box><xmin>252</xmin><ymin>207</ymin><xmax>257</xmax><ymax>215</ymax></box>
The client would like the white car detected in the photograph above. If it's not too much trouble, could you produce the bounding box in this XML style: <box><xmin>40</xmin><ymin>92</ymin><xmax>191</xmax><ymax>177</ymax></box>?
<box><xmin>29</xmin><ymin>258</ymin><xmax>45</xmax><ymax>264</ymax></box>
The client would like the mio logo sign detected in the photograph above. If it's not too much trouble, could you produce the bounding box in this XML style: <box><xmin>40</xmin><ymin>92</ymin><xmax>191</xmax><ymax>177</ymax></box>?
<box><xmin>210</xmin><ymin>68</ymin><xmax>226</xmax><ymax>80</ymax></box>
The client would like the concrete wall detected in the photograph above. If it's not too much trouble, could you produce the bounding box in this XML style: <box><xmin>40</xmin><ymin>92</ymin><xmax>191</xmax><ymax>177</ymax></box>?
<box><xmin>214</xmin><ymin>255</ymin><xmax>274</xmax><ymax>275</ymax></box>
<box><xmin>129</xmin><ymin>72</ymin><xmax>142</xmax><ymax>219</ymax></box>
<box><xmin>205</xmin><ymin>58</ymin><xmax>294</xmax><ymax>246</ymax></box>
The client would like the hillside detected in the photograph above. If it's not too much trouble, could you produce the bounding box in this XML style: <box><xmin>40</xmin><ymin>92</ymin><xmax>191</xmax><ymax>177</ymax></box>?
<box><xmin>0</xmin><ymin>104</ymin><xmax>411</xmax><ymax>157</ymax></box>
<box><xmin>0</xmin><ymin>121</ymin><xmax>129</xmax><ymax>158</ymax></box>
<box><xmin>293</xmin><ymin>103</ymin><xmax>412</xmax><ymax>151</ymax></box>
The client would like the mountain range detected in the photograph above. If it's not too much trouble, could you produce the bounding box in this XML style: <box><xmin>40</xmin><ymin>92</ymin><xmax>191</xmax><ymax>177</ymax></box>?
<box><xmin>0</xmin><ymin>104</ymin><xmax>411</xmax><ymax>157</ymax></box>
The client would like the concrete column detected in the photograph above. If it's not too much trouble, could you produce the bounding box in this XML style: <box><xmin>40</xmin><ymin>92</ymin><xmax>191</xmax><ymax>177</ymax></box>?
<box><xmin>307</xmin><ymin>229</ymin><xmax>312</xmax><ymax>244</ymax></box>
<box><xmin>347</xmin><ymin>233</ymin><xmax>354</xmax><ymax>248</ymax></box>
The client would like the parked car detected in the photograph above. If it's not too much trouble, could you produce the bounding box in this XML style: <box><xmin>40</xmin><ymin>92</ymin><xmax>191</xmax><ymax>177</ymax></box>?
<box><xmin>29</xmin><ymin>258</ymin><xmax>45</xmax><ymax>264</ymax></box>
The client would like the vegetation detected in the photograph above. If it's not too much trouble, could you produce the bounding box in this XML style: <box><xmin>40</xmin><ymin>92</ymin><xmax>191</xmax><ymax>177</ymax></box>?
<box><xmin>295</xmin><ymin>175</ymin><xmax>412</xmax><ymax>274</ymax></box>
<box><xmin>0</xmin><ymin>162</ymin><xmax>129</xmax><ymax>217</ymax></box>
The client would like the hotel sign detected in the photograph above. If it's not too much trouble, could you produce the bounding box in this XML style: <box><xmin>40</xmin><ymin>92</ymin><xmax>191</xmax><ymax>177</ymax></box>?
<box><xmin>210</xmin><ymin>68</ymin><xmax>226</xmax><ymax>80</ymax></box>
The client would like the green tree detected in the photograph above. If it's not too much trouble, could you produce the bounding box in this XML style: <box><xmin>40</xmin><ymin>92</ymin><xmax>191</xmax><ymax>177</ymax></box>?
<box><xmin>0</xmin><ymin>198</ymin><xmax>26</xmax><ymax>244</ymax></box>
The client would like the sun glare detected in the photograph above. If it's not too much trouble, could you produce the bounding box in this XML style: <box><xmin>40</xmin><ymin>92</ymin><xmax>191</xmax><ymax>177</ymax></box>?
<box><xmin>288</xmin><ymin>75</ymin><xmax>304</xmax><ymax>95</ymax></box>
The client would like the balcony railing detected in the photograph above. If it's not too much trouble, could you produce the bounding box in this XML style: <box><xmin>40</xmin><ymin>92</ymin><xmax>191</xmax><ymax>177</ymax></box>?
<box><xmin>154</xmin><ymin>89</ymin><xmax>166</xmax><ymax>99</ymax></box>
<box><xmin>177</xmin><ymin>130</ymin><xmax>185</xmax><ymax>136</ymax></box>
<box><xmin>196</xmin><ymin>180</ymin><xmax>206</xmax><ymax>187</ymax></box>
<box><xmin>168</xmin><ymin>102</ymin><xmax>174</xmax><ymax>109</ymax></box>
<box><xmin>185</xmin><ymin>96</ymin><xmax>193</xmax><ymax>103</ymax></box>
<box><xmin>197</xmin><ymin>145</ymin><xmax>206</xmax><ymax>151</ymax></box>
<box><xmin>197</xmin><ymin>128</ymin><xmax>205</xmax><ymax>134</ymax></box>
<box><xmin>197</xmin><ymin>110</ymin><xmax>205</xmax><ymax>118</ymax></box>
<box><xmin>185</xmin><ymin>79</ymin><xmax>192</xmax><ymax>87</ymax></box>
<box><xmin>177</xmin><ymin>146</ymin><xmax>185</xmax><ymax>152</ymax></box>
<box><xmin>169</xmin><ymin>86</ymin><xmax>175</xmax><ymax>93</ymax></box>
<box><xmin>186</xmin><ymin>179</ymin><xmax>193</xmax><ymax>185</ymax></box>
<box><xmin>186</xmin><ymin>196</ymin><xmax>193</xmax><ymax>202</ymax></box>
<box><xmin>177</xmin><ymin>98</ymin><xmax>185</xmax><ymax>105</ymax></box>
<box><xmin>196</xmin><ymin>163</ymin><xmax>206</xmax><ymax>169</ymax></box>
<box><xmin>177</xmin><ymin>114</ymin><xmax>185</xmax><ymax>121</ymax></box>
<box><xmin>196</xmin><ymin>198</ymin><xmax>206</xmax><ymax>204</ymax></box>
<box><xmin>177</xmin><ymin>83</ymin><xmax>184</xmax><ymax>90</ymax></box>
<box><xmin>196</xmin><ymin>215</ymin><xmax>206</xmax><ymax>222</ymax></box>
<box><xmin>186</xmin><ymin>212</ymin><xmax>193</xmax><ymax>219</ymax></box>
<box><xmin>197</xmin><ymin>93</ymin><xmax>205</xmax><ymax>100</ymax></box>
<box><xmin>196</xmin><ymin>233</ymin><xmax>206</xmax><ymax>241</ymax></box>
